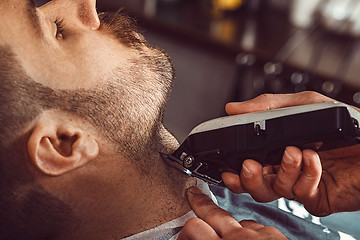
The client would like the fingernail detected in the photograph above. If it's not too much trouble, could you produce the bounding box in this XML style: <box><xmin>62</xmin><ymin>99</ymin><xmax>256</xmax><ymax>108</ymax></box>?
<box><xmin>242</xmin><ymin>163</ymin><xmax>253</xmax><ymax>178</ymax></box>
<box><xmin>187</xmin><ymin>187</ymin><xmax>203</xmax><ymax>195</ymax></box>
<box><xmin>284</xmin><ymin>148</ymin><xmax>294</xmax><ymax>164</ymax></box>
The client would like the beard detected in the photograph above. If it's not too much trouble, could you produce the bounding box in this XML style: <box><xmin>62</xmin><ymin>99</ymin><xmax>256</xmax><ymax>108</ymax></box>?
<box><xmin>78</xmin><ymin>48</ymin><xmax>176</xmax><ymax>163</ymax></box>
<box><xmin>64</xmin><ymin>12</ymin><xmax>177</xmax><ymax>164</ymax></box>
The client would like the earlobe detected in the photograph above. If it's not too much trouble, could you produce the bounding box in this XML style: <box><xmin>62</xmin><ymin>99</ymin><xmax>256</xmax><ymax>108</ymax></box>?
<box><xmin>28</xmin><ymin>113</ymin><xmax>99</xmax><ymax>176</ymax></box>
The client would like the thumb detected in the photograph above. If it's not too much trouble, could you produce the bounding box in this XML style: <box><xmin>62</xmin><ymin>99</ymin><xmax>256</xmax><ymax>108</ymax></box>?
<box><xmin>225</xmin><ymin>92</ymin><xmax>333</xmax><ymax>115</ymax></box>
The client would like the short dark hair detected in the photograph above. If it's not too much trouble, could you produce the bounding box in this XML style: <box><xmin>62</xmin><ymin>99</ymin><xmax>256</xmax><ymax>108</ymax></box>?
<box><xmin>0</xmin><ymin>46</ymin><xmax>75</xmax><ymax>239</ymax></box>
<box><xmin>0</xmin><ymin>45</ymin><xmax>137</xmax><ymax>238</ymax></box>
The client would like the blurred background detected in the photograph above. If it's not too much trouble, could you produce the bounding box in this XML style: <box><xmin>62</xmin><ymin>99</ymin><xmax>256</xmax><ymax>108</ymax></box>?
<box><xmin>35</xmin><ymin>0</ymin><xmax>360</xmax><ymax>237</ymax></box>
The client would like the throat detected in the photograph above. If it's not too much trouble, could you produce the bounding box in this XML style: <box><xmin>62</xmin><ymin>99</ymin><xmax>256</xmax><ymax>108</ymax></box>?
<box><xmin>93</xmin><ymin>124</ymin><xmax>197</xmax><ymax>239</ymax></box>
<box><xmin>121</xmin><ymin>159</ymin><xmax>197</xmax><ymax>239</ymax></box>
<box><xmin>60</xmin><ymin>158</ymin><xmax>196</xmax><ymax>240</ymax></box>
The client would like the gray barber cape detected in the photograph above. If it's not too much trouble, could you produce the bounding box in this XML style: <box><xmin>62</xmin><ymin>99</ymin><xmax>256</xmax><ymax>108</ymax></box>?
<box><xmin>122</xmin><ymin>183</ymin><xmax>355</xmax><ymax>240</ymax></box>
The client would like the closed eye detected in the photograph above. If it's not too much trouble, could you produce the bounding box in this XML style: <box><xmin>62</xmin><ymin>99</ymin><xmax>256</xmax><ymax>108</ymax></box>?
<box><xmin>54</xmin><ymin>18</ymin><xmax>65</xmax><ymax>39</ymax></box>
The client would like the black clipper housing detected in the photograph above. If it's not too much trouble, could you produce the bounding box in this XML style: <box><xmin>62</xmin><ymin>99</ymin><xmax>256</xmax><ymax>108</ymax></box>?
<box><xmin>161</xmin><ymin>102</ymin><xmax>360</xmax><ymax>185</ymax></box>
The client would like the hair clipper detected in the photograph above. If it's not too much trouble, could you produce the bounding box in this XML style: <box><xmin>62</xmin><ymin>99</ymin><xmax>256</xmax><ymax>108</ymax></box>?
<box><xmin>160</xmin><ymin>102</ymin><xmax>360</xmax><ymax>185</ymax></box>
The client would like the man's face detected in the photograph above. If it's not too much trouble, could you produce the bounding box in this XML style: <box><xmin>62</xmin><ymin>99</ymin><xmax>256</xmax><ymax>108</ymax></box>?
<box><xmin>1</xmin><ymin>0</ymin><xmax>171</xmax><ymax>89</ymax></box>
<box><xmin>0</xmin><ymin>0</ymin><xmax>175</xmax><ymax>160</ymax></box>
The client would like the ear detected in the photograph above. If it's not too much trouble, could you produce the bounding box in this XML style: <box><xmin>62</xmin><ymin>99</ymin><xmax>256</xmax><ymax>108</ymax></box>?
<box><xmin>28</xmin><ymin>111</ymin><xmax>99</xmax><ymax>176</ymax></box>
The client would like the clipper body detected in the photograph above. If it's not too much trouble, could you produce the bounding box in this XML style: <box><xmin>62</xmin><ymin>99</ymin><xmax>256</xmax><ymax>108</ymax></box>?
<box><xmin>161</xmin><ymin>102</ymin><xmax>360</xmax><ymax>185</ymax></box>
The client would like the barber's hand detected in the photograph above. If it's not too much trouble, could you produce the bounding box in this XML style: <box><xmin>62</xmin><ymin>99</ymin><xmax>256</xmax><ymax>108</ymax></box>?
<box><xmin>222</xmin><ymin>91</ymin><xmax>360</xmax><ymax>216</ymax></box>
<box><xmin>177</xmin><ymin>187</ymin><xmax>287</xmax><ymax>240</ymax></box>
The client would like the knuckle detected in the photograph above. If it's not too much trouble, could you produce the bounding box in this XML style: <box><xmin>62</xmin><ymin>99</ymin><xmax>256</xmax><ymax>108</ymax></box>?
<box><xmin>302</xmin><ymin>91</ymin><xmax>319</xmax><ymax>99</ymax></box>
<box><xmin>257</xmin><ymin>93</ymin><xmax>268</xmax><ymax>100</ymax></box>
<box><xmin>257</xmin><ymin>94</ymin><xmax>275</xmax><ymax>110</ymax></box>
<box><xmin>301</xmin><ymin>91</ymin><xmax>329</xmax><ymax>103</ymax></box>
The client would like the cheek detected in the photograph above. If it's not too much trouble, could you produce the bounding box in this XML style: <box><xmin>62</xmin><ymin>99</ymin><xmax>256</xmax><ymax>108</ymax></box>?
<box><xmin>34</xmin><ymin>36</ymin><xmax>137</xmax><ymax>90</ymax></box>
<box><xmin>67</xmin><ymin>36</ymin><xmax>137</xmax><ymax>84</ymax></box>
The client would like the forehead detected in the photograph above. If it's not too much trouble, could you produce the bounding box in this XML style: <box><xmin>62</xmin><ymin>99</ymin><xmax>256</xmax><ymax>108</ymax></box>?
<box><xmin>0</xmin><ymin>0</ymin><xmax>41</xmax><ymax>41</ymax></box>
<box><xmin>0</xmin><ymin>0</ymin><xmax>35</xmax><ymax>12</ymax></box>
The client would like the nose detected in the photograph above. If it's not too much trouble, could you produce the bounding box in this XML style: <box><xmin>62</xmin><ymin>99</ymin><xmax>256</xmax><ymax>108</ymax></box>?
<box><xmin>77</xmin><ymin>0</ymin><xmax>100</xmax><ymax>30</ymax></box>
<box><xmin>42</xmin><ymin>0</ymin><xmax>100</xmax><ymax>30</ymax></box>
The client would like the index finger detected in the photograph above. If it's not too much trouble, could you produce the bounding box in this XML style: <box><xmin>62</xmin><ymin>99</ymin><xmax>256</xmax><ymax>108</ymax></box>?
<box><xmin>186</xmin><ymin>187</ymin><xmax>242</xmax><ymax>237</ymax></box>
<box><xmin>225</xmin><ymin>92</ymin><xmax>332</xmax><ymax>115</ymax></box>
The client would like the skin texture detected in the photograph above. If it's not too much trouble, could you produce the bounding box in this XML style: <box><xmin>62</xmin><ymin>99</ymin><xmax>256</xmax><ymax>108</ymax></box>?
<box><xmin>0</xmin><ymin>0</ymin><xmax>197</xmax><ymax>239</ymax></box>
<box><xmin>222</xmin><ymin>91</ymin><xmax>360</xmax><ymax>216</ymax></box>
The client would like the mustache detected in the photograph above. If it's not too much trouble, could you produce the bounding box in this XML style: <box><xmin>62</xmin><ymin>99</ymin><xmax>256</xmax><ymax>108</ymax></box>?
<box><xmin>98</xmin><ymin>11</ymin><xmax>146</xmax><ymax>48</ymax></box>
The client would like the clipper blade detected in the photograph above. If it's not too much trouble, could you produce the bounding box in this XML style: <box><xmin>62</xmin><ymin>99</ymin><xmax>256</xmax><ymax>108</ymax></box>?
<box><xmin>159</xmin><ymin>152</ymin><xmax>192</xmax><ymax>176</ymax></box>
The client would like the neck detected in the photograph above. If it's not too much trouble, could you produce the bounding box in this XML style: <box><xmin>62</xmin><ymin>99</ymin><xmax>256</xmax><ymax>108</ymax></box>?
<box><xmin>59</xmin><ymin>125</ymin><xmax>197</xmax><ymax>240</ymax></box>
<box><xmin>118</xmin><ymin>152</ymin><xmax>197</xmax><ymax>239</ymax></box>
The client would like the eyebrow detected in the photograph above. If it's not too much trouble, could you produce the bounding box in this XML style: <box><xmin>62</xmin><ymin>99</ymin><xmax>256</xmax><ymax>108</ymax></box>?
<box><xmin>25</xmin><ymin>0</ymin><xmax>41</xmax><ymax>35</ymax></box>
